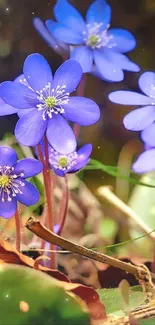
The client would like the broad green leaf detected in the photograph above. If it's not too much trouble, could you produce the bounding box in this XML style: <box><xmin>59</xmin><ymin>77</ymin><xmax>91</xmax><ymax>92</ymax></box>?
<box><xmin>140</xmin><ymin>319</ymin><xmax>155</xmax><ymax>325</ymax></box>
<box><xmin>0</xmin><ymin>264</ymin><xmax>90</xmax><ymax>325</ymax></box>
<box><xmin>98</xmin><ymin>286</ymin><xmax>146</xmax><ymax>317</ymax></box>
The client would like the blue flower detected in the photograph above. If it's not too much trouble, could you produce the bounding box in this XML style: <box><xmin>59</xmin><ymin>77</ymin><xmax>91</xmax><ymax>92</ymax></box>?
<box><xmin>0</xmin><ymin>146</ymin><xmax>43</xmax><ymax>219</ymax></box>
<box><xmin>0</xmin><ymin>53</ymin><xmax>100</xmax><ymax>154</ymax></box>
<box><xmin>109</xmin><ymin>72</ymin><xmax>155</xmax><ymax>141</ymax></box>
<box><xmin>48</xmin><ymin>143</ymin><xmax>92</xmax><ymax>177</ymax></box>
<box><xmin>132</xmin><ymin>148</ymin><xmax>155</xmax><ymax>174</ymax></box>
<box><xmin>44</xmin><ymin>0</ymin><xmax>139</xmax><ymax>82</ymax></box>
<box><xmin>33</xmin><ymin>17</ymin><xmax>69</xmax><ymax>58</ymax></box>
<box><xmin>0</xmin><ymin>98</ymin><xmax>18</xmax><ymax>116</ymax></box>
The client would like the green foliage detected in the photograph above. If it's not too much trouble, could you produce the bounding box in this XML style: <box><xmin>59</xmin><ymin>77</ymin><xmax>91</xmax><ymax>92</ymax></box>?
<box><xmin>0</xmin><ymin>264</ymin><xmax>90</xmax><ymax>325</ymax></box>
<box><xmin>98</xmin><ymin>286</ymin><xmax>146</xmax><ymax>317</ymax></box>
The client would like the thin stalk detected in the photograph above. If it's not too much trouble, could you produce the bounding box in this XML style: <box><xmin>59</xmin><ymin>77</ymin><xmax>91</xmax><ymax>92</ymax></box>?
<box><xmin>37</xmin><ymin>139</ymin><xmax>56</xmax><ymax>268</ymax></box>
<box><xmin>14</xmin><ymin>209</ymin><xmax>21</xmax><ymax>252</ymax></box>
<box><xmin>58</xmin><ymin>175</ymin><xmax>69</xmax><ymax>236</ymax></box>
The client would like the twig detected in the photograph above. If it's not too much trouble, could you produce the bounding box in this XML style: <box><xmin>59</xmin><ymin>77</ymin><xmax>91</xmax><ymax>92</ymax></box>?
<box><xmin>97</xmin><ymin>186</ymin><xmax>155</xmax><ymax>240</ymax></box>
<box><xmin>25</xmin><ymin>217</ymin><xmax>153</xmax><ymax>281</ymax></box>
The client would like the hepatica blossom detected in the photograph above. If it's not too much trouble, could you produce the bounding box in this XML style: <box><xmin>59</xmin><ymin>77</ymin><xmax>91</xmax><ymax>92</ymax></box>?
<box><xmin>0</xmin><ymin>146</ymin><xmax>43</xmax><ymax>218</ymax></box>
<box><xmin>44</xmin><ymin>0</ymin><xmax>139</xmax><ymax>82</ymax></box>
<box><xmin>109</xmin><ymin>71</ymin><xmax>155</xmax><ymax>146</ymax></box>
<box><xmin>49</xmin><ymin>143</ymin><xmax>92</xmax><ymax>177</ymax></box>
<box><xmin>132</xmin><ymin>149</ymin><xmax>155</xmax><ymax>174</ymax></box>
<box><xmin>0</xmin><ymin>53</ymin><xmax>100</xmax><ymax>154</ymax></box>
<box><xmin>33</xmin><ymin>17</ymin><xmax>69</xmax><ymax>58</ymax></box>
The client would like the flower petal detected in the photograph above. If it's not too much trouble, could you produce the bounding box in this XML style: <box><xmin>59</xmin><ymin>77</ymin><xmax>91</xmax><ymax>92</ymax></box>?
<box><xmin>0</xmin><ymin>81</ymin><xmax>38</xmax><ymax>109</ymax></box>
<box><xmin>86</xmin><ymin>0</ymin><xmax>111</xmax><ymax>30</ymax></box>
<box><xmin>52</xmin><ymin>167</ymin><xmax>65</xmax><ymax>177</ymax></box>
<box><xmin>23</xmin><ymin>53</ymin><xmax>53</xmax><ymax>92</ymax></box>
<box><xmin>70</xmin><ymin>46</ymin><xmax>93</xmax><ymax>73</ymax></box>
<box><xmin>14</xmin><ymin>74</ymin><xmax>29</xmax><ymax>86</ymax></box>
<box><xmin>46</xmin><ymin>114</ymin><xmax>76</xmax><ymax>154</ymax></box>
<box><xmin>109</xmin><ymin>91</ymin><xmax>153</xmax><ymax>105</ymax></box>
<box><xmin>16</xmin><ymin>179</ymin><xmax>40</xmax><ymax>206</ymax></box>
<box><xmin>54</xmin><ymin>0</ymin><xmax>86</xmax><ymax>35</ymax></box>
<box><xmin>17</xmin><ymin>108</ymin><xmax>34</xmax><ymax>118</ymax></box>
<box><xmin>0</xmin><ymin>198</ymin><xmax>17</xmax><ymax>219</ymax></box>
<box><xmin>71</xmin><ymin>144</ymin><xmax>92</xmax><ymax>172</ymax></box>
<box><xmin>46</xmin><ymin>20</ymin><xmax>84</xmax><ymax>44</ymax></box>
<box><xmin>15</xmin><ymin>109</ymin><xmax>47</xmax><ymax>146</ymax></box>
<box><xmin>132</xmin><ymin>149</ymin><xmax>155</xmax><ymax>174</ymax></box>
<box><xmin>94</xmin><ymin>49</ymin><xmax>124</xmax><ymax>82</ymax></box>
<box><xmin>53</xmin><ymin>59</ymin><xmax>82</xmax><ymax>93</ymax></box>
<box><xmin>0</xmin><ymin>146</ymin><xmax>17</xmax><ymax>167</ymax></box>
<box><xmin>141</xmin><ymin>123</ymin><xmax>155</xmax><ymax>147</ymax></box>
<box><xmin>64</xmin><ymin>97</ymin><xmax>100</xmax><ymax>125</ymax></box>
<box><xmin>103</xmin><ymin>48</ymin><xmax>140</xmax><ymax>72</ymax></box>
<box><xmin>138</xmin><ymin>71</ymin><xmax>155</xmax><ymax>98</ymax></box>
<box><xmin>107</xmin><ymin>28</ymin><xmax>136</xmax><ymax>53</ymax></box>
<box><xmin>123</xmin><ymin>106</ymin><xmax>155</xmax><ymax>131</ymax></box>
<box><xmin>0</xmin><ymin>97</ymin><xmax>18</xmax><ymax>115</ymax></box>
<box><xmin>13</xmin><ymin>158</ymin><xmax>43</xmax><ymax>178</ymax></box>
<box><xmin>33</xmin><ymin>17</ymin><xmax>69</xmax><ymax>53</ymax></box>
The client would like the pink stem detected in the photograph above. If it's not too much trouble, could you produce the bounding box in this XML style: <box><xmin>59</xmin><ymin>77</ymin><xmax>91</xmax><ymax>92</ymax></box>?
<box><xmin>37</xmin><ymin>138</ymin><xmax>56</xmax><ymax>268</ymax></box>
<box><xmin>58</xmin><ymin>175</ymin><xmax>69</xmax><ymax>236</ymax></box>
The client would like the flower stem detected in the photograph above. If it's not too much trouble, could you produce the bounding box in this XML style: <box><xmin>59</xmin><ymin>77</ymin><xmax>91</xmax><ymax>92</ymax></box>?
<box><xmin>73</xmin><ymin>75</ymin><xmax>86</xmax><ymax>138</ymax></box>
<box><xmin>37</xmin><ymin>138</ymin><xmax>56</xmax><ymax>269</ymax></box>
<box><xmin>58</xmin><ymin>175</ymin><xmax>69</xmax><ymax>236</ymax></box>
<box><xmin>14</xmin><ymin>209</ymin><xmax>21</xmax><ymax>252</ymax></box>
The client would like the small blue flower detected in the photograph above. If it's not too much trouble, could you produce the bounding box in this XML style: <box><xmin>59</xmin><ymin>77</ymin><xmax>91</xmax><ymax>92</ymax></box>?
<box><xmin>45</xmin><ymin>0</ymin><xmax>139</xmax><ymax>82</ymax></box>
<box><xmin>109</xmin><ymin>72</ymin><xmax>155</xmax><ymax>145</ymax></box>
<box><xmin>0</xmin><ymin>97</ymin><xmax>18</xmax><ymax>116</ymax></box>
<box><xmin>33</xmin><ymin>17</ymin><xmax>69</xmax><ymax>58</ymax></box>
<box><xmin>132</xmin><ymin>148</ymin><xmax>155</xmax><ymax>174</ymax></box>
<box><xmin>0</xmin><ymin>146</ymin><xmax>43</xmax><ymax>219</ymax></box>
<box><xmin>48</xmin><ymin>143</ymin><xmax>92</xmax><ymax>177</ymax></box>
<box><xmin>0</xmin><ymin>53</ymin><xmax>100</xmax><ymax>154</ymax></box>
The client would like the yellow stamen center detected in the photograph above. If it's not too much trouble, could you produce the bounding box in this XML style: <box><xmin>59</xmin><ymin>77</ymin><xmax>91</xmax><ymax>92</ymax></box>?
<box><xmin>0</xmin><ymin>175</ymin><xmax>10</xmax><ymax>187</ymax></box>
<box><xmin>45</xmin><ymin>96</ymin><xmax>56</xmax><ymax>108</ymax></box>
<box><xmin>58</xmin><ymin>157</ymin><xmax>68</xmax><ymax>168</ymax></box>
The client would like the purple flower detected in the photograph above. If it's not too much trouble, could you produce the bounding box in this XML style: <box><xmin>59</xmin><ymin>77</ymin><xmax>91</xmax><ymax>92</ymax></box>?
<box><xmin>0</xmin><ymin>54</ymin><xmax>100</xmax><ymax>154</ymax></box>
<box><xmin>0</xmin><ymin>97</ymin><xmax>18</xmax><ymax>116</ymax></box>
<box><xmin>0</xmin><ymin>146</ymin><xmax>43</xmax><ymax>219</ymax></box>
<box><xmin>33</xmin><ymin>17</ymin><xmax>69</xmax><ymax>58</ymax></box>
<box><xmin>109</xmin><ymin>71</ymin><xmax>155</xmax><ymax>136</ymax></box>
<box><xmin>44</xmin><ymin>0</ymin><xmax>139</xmax><ymax>82</ymax></box>
<box><xmin>132</xmin><ymin>149</ymin><xmax>155</xmax><ymax>174</ymax></box>
<box><xmin>49</xmin><ymin>143</ymin><xmax>92</xmax><ymax>177</ymax></box>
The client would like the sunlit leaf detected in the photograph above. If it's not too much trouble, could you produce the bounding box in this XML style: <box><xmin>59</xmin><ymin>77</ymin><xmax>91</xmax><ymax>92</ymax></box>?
<box><xmin>98</xmin><ymin>286</ymin><xmax>146</xmax><ymax>316</ymax></box>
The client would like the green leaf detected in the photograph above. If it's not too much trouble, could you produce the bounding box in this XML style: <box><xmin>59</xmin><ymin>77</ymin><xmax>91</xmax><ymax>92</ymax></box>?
<box><xmin>0</xmin><ymin>264</ymin><xmax>90</xmax><ymax>325</ymax></box>
<box><xmin>98</xmin><ymin>286</ymin><xmax>146</xmax><ymax>317</ymax></box>
<box><xmin>84</xmin><ymin>159</ymin><xmax>155</xmax><ymax>188</ymax></box>
<box><xmin>140</xmin><ymin>319</ymin><xmax>155</xmax><ymax>325</ymax></box>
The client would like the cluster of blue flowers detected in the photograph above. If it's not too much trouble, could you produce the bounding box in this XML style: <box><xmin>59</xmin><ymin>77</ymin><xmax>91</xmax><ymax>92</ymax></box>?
<box><xmin>0</xmin><ymin>0</ymin><xmax>154</xmax><ymax>218</ymax></box>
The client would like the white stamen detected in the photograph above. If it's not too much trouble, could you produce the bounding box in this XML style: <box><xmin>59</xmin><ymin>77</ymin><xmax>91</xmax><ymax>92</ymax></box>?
<box><xmin>35</xmin><ymin>83</ymin><xmax>69</xmax><ymax>121</ymax></box>
<box><xmin>0</xmin><ymin>165</ymin><xmax>25</xmax><ymax>202</ymax></box>
<box><xmin>83</xmin><ymin>23</ymin><xmax>113</xmax><ymax>49</ymax></box>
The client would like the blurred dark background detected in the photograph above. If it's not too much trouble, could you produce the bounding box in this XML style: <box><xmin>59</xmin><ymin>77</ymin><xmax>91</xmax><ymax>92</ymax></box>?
<box><xmin>0</xmin><ymin>0</ymin><xmax>154</xmax><ymax>188</ymax></box>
